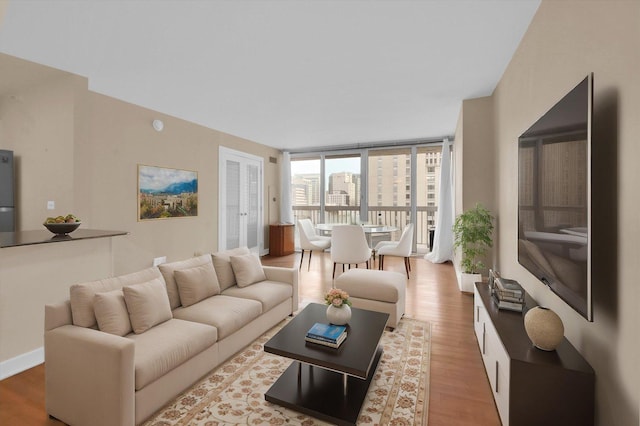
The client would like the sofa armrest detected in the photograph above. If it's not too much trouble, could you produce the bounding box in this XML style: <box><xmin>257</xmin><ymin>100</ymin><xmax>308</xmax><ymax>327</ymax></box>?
<box><xmin>45</xmin><ymin>301</ymin><xmax>72</xmax><ymax>331</ymax></box>
<box><xmin>45</xmin><ymin>325</ymin><xmax>135</xmax><ymax>426</ymax></box>
<box><xmin>262</xmin><ymin>266</ymin><xmax>299</xmax><ymax>312</ymax></box>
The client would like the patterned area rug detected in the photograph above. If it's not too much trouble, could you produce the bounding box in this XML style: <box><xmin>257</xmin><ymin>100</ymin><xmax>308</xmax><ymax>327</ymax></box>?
<box><xmin>144</xmin><ymin>317</ymin><xmax>430</xmax><ymax>425</ymax></box>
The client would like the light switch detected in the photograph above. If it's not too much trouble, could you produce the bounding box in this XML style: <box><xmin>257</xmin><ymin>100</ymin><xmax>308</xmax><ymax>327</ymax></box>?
<box><xmin>47</xmin><ymin>201</ymin><xmax>55</xmax><ymax>210</ymax></box>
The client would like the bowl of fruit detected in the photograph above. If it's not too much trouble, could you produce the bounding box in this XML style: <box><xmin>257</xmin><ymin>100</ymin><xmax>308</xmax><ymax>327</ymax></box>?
<box><xmin>43</xmin><ymin>214</ymin><xmax>81</xmax><ymax>235</ymax></box>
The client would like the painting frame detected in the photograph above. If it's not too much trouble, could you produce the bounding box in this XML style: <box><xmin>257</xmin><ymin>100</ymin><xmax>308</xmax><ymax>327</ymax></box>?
<box><xmin>138</xmin><ymin>164</ymin><xmax>198</xmax><ymax>221</ymax></box>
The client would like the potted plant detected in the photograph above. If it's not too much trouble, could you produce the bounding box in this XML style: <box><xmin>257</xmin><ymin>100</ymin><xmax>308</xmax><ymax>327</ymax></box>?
<box><xmin>452</xmin><ymin>203</ymin><xmax>494</xmax><ymax>292</ymax></box>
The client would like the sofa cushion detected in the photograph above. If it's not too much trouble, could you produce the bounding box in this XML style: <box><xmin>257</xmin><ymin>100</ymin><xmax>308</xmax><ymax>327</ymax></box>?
<box><xmin>123</xmin><ymin>277</ymin><xmax>173</xmax><ymax>334</ymax></box>
<box><xmin>335</xmin><ymin>269</ymin><xmax>405</xmax><ymax>303</ymax></box>
<box><xmin>230</xmin><ymin>253</ymin><xmax>266</xmax><ymax>287</ymax></box>
<box><xmin>94</xmin><ymin>289</ymin><xmax>132</xmax><ymax>336</ymax></box>
<box><xmin>126</xmin><ymin>318</ymin><xmax>217</xmax><ymax>390</ymax></box>
<box><xmin>174</xmin><ymin>262</ymin><xmax>221</xmax><ymax>307</ymax></box>
<box><xmin>222</xmin><ymin>281</ymin><xmax>293</xmax><ymax>312</ymax></box>
<box><xmin>211</xmin><ymin>247</ymin><xmax>250</xmax><ymax>291</ymax></box>
<box><xmin>172</xmin><ymin>295</ymin><xmax>261</xmax><ymax>339</ymax></box>
<box><xmin>158</xmin><ymin>254</ymin><xmax>215</xmax><ymax>310</ymax></box>
<box><xmin>70</xmin><ymin>267</ymin><xmax>163</xmax><ymax>328</ymax></box>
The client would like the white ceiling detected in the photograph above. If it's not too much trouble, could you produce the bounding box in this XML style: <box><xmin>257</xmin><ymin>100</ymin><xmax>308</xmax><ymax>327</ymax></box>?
<box><xmin>0</xmin><ymin>0</ymin><xmax>540</xmax><ymax>151</ymax></box>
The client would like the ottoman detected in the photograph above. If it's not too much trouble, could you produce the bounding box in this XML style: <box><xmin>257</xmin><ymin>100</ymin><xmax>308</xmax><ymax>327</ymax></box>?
<box><xmin>335</xmin><ymin>269</ymin><xmax>406</xmax><ymax>329</ymax></box>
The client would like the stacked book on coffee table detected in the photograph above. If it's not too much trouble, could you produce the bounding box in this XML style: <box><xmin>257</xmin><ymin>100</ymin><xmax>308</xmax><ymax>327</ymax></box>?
<box><xmin>492</xmin><ymin>277</ymin><xmax>525</xmax><ymax>312</ymax></box>
<box><xmin>305</xmin><ymin>322</ymin><xmax>347</xmax><ymax>348</ymax></box>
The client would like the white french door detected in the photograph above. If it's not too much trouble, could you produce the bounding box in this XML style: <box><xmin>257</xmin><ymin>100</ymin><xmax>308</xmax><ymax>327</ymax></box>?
<box><xmin>219</xmin><ymin>147</ymin><xmax>263</xmax><ymax>253</ymax></box>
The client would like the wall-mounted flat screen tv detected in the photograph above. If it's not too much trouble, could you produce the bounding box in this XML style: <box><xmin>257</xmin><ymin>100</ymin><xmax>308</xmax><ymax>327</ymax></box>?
<box><xmin>518</xmin><ymin>74</ymin><xmax>593</xmax><ymax>321</ymax></box>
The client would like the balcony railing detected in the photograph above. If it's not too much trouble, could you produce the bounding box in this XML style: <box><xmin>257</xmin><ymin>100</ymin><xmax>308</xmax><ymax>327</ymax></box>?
<box><xmin>292</xmin><ymin>205</ymin><xmax>437</xmax><ymax>252</ymax></box>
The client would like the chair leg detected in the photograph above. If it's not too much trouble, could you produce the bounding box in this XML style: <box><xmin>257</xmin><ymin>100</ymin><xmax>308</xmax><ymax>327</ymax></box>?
<box><xmin>379</xmin><ymin>255</ymin><xmax>384</xmax><ymax>270</ymax></box>
<box><xmin>307</xmin><ymin>250</ymin><xmax>313</xmax><ymax>271</ymax></box>
<box><xmin>333</xmin><ymin>263</ymin><xmax>337</xmax><ymax>279</ymax></box>
<box><xmin>404</xmin><ymin>257</ymin><xmax>410</xmax><ymax>279</ymax></box>
<box><xmin>366</xmin><ymin>260</ymin><xmax>370</xmax><ymax>269</ymax></box>
<box><xmin>299</xmin><ymin>250</ymin><xmax>305</xmax><ymax>270</ymax></box>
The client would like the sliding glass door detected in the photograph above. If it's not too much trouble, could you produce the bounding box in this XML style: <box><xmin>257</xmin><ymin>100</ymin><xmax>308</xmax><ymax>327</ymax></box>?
<box><xmin>290</xmin><ymin>143</ymin><xmax>444</xmax><ymax>253</ymax></box>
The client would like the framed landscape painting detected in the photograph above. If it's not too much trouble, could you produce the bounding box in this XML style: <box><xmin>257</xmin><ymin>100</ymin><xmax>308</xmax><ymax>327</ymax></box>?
<box><xmin>138</xmin><ymin>165</ymin><xmax>198</xmax><ymax>220</ymax></box>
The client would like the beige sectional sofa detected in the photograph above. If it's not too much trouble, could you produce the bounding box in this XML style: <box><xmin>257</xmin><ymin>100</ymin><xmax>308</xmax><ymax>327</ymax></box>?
<box><xmin>44</xmin><ymin>248</ymin><xmax>298</xmax><ymax>426</ymax></box>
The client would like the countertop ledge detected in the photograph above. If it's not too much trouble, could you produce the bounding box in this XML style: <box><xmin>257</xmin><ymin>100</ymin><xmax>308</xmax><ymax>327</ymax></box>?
<box><xmin>0</xmin><ymin>229</ymin><xmax>128</xmax><ymax>248</ymax></box>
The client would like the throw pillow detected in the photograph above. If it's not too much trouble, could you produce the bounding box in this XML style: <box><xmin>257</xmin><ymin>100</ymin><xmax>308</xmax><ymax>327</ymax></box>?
<box><xmin>94</xmin><ymin>289</ymin><xmax>132</xmax><ymax>336</ymax></box>
<box><xmin>212</xmin><ymin>247</ymin><xmax>250</xmax><ymax>290</ymax></box>
<box><xmin>158</xmin><ymin>254</ymin><xmax>215</xmax><ymax>309</ymax></box>
<box><xmin>70</xmin><ymin>279</ymin><xmax>120</xmax><ymax>328</ymax></box>
<box><xmin>123</xmin><ymin>277</ymin><xmax>172</xmax><ymax>334</ymax></box>
<box><xmin>230</xmin><ymin>253</ymin><xmax>267</xmax><ymax>288</ymax></box>
<box><xmin>174</xmin><ymin>262</ymin><xmax>221</xmax><ymax>307</ymax></box>
<box><xmin>69</xmin><ymin>267</ymin><xmax>163</xmax><ymax>328</ymax></box>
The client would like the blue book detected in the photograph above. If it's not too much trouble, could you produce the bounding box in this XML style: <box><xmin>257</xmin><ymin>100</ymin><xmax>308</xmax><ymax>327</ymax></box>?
<box><xmin>306</xmin><ymin>323</ymin><xmax>347</xmax><ymax>343</ymax></box>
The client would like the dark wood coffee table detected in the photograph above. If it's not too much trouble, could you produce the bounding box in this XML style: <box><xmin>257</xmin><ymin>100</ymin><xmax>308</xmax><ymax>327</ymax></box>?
<box><xmin>263</xmin><ymin>303</ymin><xmax>389</xmax><ymax>426</ymax></box>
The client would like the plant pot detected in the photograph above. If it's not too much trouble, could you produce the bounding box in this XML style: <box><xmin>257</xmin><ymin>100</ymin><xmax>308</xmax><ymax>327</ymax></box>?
<box><xmin>459</xmin><ymin>273</ymin><xmax>481</xmax><ymax>293</ymax></box>
<box><xmin>326</xmin><ymin>304</ymin><xmax>352</xmax><ymax>325</ymax></box>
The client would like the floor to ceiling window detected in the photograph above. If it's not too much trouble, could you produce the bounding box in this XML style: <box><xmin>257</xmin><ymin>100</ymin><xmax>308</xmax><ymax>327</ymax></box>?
<box><xmin>416</xmin><ymin>146</ymin><xmax>442</xmax><ymax>252</ymax></box>
<box><xmin>324</xmin><ymin>154</ymin><xmax>361</xmax><ymax>224</ymax></box>
<box><xmin>290</xmin><ymin>156</ymin><xmax>321</xmax><ymax>224</ymax></box>
<box><xmin>290</xmin><ymin>142</ymin><xmax>444</xmax><ymax>254</ymax></box>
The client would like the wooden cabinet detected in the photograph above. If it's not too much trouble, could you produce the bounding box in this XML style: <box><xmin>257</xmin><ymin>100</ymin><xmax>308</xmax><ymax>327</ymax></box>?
<box><xmin>269</xmin><ymin>224</ymin><xmax>294</xmax><ymax>256</ymax></box>
<box><xmin>474</xmin><ymin>283</ymin><xmax>594</xmax><ymax>426</ymax></box>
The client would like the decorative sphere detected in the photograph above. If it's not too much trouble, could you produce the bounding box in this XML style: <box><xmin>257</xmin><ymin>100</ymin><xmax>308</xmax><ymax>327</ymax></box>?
<box><xmin>524</xmin><ymin>306</ymin><xmax>564</xmax><ymax>351</ymax></box>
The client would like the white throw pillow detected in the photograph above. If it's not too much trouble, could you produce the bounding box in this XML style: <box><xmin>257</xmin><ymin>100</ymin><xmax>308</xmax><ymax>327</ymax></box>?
<box><xmin>123</xmin><ymin>277</ymin><xmax>172</xmax><ymax>334</ymax></box>
<box><xmin>230</xmin><ymin>253</ymin><xmax>267</xmax><ymax>288</ymax></box>
<box><xmin>94</xmin><ymin>289</ymin><xmax>132</xmax><ymax>336</ymax></box>
<box><xmin>174</xmin><ymin>262</ymin><xmax>221</xmax><ymax>307</ymax></box>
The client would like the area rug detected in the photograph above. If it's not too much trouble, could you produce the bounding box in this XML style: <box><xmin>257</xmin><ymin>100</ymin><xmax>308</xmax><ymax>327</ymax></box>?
<box><xmin>144</xmin><ymin>317</ymin><xmax>430</xmax><ymax>425</ymax></box>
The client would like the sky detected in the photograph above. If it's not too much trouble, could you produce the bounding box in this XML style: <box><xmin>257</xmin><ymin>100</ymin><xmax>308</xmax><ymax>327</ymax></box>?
<box><xmin>139</xmin><ymin>165</ymin><xmax>197</xmax><ymax>191</ymax></box>
<box><xmin>290</xmin><ymin>157</ymin><xmax>361</xmax><ymax>184</ymax></box>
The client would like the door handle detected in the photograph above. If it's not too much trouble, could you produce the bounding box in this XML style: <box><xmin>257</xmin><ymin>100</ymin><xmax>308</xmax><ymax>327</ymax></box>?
<box><xmin>482</xmin><ymin>323</ymin><xmax>486</xmax><ymax>355</ymax></box>
<box><xmin>495</xmin><ymin>360</ymin><xmax>499</xmax><ymax>393</ymax></box>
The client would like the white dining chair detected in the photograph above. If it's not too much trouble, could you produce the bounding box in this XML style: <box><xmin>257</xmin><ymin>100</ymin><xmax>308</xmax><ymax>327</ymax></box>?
<box><xmin>297</xmin><ymin>219</ymin><xmax>331</xmax><ymax>270</ymax></box>
<box><xmin>330</xmin><ymin>225</ymin><xmax>372</xmax><ymax>279</ymax></box>
<box><xmin>375</xmin><ymin>223</ymin><xmax>414</xmax><ymax>278</ymax></box>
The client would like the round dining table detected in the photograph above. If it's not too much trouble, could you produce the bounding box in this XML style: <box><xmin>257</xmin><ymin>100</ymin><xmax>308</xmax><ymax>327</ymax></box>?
<box><xmin>315</xmin><ymin>223</ymin><xmax>398</xmax><ymax>248</ymax></box>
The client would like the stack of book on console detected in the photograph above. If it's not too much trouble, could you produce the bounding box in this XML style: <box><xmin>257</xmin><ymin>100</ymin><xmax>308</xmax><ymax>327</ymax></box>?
<box><xmin>305</xmin><ymin>323</ymin><xmax>347</xmax><ymax>348</ymax></box>
<box><xmin>493</xmin><ymin>277</ymin><xmax>525</xmax><ymax>312</ymax></box>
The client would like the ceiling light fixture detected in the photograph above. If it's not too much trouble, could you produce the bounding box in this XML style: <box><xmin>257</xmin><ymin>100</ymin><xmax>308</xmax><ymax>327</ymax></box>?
<box><xmin>152</xmin><ymin>119</ymin><xmax>164</xmax><ymax>132</ymax></box>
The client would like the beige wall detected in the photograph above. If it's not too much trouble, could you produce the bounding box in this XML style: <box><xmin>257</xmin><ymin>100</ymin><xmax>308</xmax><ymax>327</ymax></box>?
<box><xmin>0</xmin><ymin>53</ymin><xmax>282</xmax><ymax>365</ymax></box>
<box><xmin>492</xmin><ymin>1</ymin><xmax>639</xmax><ymax>424</ymax></box>
<box><xmin>81</xmin><ymin>91</ymin><xmax>281</xmax><ymax>274</ymax></box>
<box><xmin>0</xmin><ymin>239</ymin><xmax>114</xmax><ymax>362</ymax></box>
<box><xmin>453</xmin><ymin>96</ymin><xmax>496</xmax><ymax>275</ymax></box>
<box><xmin>0</xmin><ymin>72</ymin><xmax>85</xmax><ymax>229</ymax></box>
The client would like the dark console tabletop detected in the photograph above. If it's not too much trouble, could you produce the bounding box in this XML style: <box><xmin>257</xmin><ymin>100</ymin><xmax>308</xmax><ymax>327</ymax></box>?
<box><xmin>476</xmin><ymin>283</ymin><xmax>594</xmax><ymax>373</ymax></box>
<box><xmin>0</xmin><ymin>229</ymin><xmax>128</xmax><ymax>248</ymax></box>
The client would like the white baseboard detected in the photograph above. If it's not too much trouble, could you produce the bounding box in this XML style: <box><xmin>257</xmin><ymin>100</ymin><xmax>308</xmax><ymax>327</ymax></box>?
<box><xmin>0</xmin><ymin>347</ymin><xmax>44</xmax><ymax>380</ymax></box>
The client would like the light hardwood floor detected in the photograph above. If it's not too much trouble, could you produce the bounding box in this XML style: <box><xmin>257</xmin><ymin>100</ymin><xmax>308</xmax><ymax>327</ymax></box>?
<box><xmin>0</xmin><ymin>252</ymin><xmax>500</xmax><ymax>425</ymax></box>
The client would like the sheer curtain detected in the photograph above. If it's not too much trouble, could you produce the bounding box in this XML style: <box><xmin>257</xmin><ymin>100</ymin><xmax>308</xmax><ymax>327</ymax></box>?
<box><xmin>425</xmin><ymin>138</ymin><xmax>454</xmax><ymax>263</ymax></box>
<box><xmin>279</xmin><ymin>151</ymin><xmax>294</xmax><ymax>224</ymax></box>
